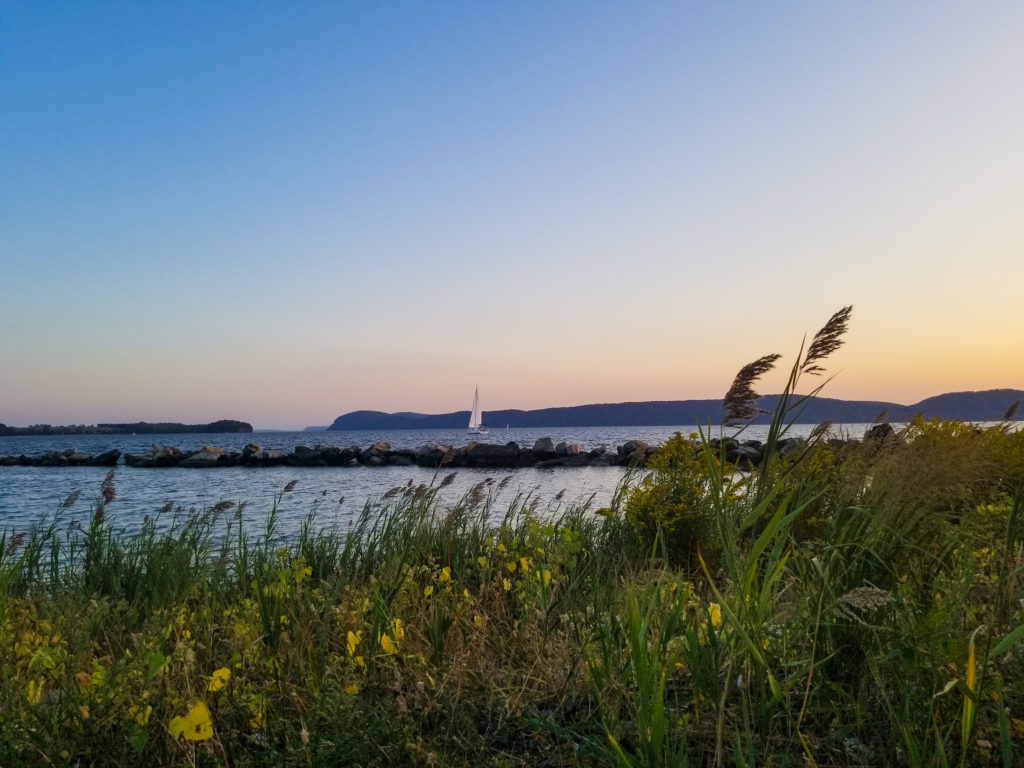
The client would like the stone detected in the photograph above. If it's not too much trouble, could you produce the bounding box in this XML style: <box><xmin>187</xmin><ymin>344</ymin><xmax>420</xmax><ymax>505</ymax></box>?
<box><xmin>88</xmin><ymin>449</ymin><xmax>122</xmax><ymax>467</ymax></box>
<box><xmin>465</xmin><ymin>442</ymin><xmax>519</xmax><ymax>468</ymax></box>
<box><xmin>180</xmin><ymin>446</ymin><xmax>225</xmax><ymax>468</ymax></box>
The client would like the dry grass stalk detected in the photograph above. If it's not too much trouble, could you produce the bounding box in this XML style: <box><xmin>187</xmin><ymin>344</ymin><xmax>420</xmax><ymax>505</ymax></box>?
<box><xmin>801</xmin><ymin>305</ymin><xmax>852</xmax><ymax>375</ymax></box>
<box><xmin>100</xmin><ymin>470</ymin><xmax>116</xmax><ymax>503</ymax></box>
<box><xmin>808</xmin><ymin>419</ymin><xmax>835</xmax><ymax>443</ymax></box>
<box><xmin>723</xmin><ymin>353</ymin><xmax>781</xmax><ymax>426</ymax></box>
<box><xmin>834</xmin><ymin>586</ymin><xmax>893</xmax><ymax>623</ymax></box>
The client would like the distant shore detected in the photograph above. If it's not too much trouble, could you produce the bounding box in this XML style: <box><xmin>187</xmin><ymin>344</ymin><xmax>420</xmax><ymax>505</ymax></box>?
<box><xmin>0</xmin><ymin>420</ymin><xmax>252</xmax><ymax>437</ymax></box>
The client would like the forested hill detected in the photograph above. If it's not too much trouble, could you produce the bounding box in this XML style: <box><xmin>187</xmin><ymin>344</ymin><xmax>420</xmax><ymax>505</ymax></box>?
<box><xmin>326</xmin><ymin>390</ymin><xmax>1023</xmax><ymax>430</ymax></box>
<box><xmin>0</xmin><ymin>420</ymin><xmax>253</xmax><ymax>436</ymax></box>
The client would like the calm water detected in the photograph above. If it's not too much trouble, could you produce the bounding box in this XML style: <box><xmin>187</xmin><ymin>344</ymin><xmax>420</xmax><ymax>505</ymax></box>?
<box><xmin>0</xmin><ymin>424</ymin><xmax>880</xmax><ymax>537</ymax></box>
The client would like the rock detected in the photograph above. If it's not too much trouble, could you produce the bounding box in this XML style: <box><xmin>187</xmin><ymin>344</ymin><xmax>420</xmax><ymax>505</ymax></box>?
<box><xmin>618</xmin><ymin>440</ymin><xmax>650</xmax><ymax>465</ymax></box>
<box><xmin>180</xmin><ymin>446</ymin><xmax>225</xmax><ymax>468</ymax></box>
<box><xmin>88</xmin><ymin>449</ymin><xmax>122</xmax><ymax>466</ymax></box>
<box><xmin>775</xmin><ymin>437</ymin><xmax>805</xmax><ymax>459</ymax></box>
<box><xmin>242</xmin><ymin>443</ymin><xmax>262</xmax><ymax>459</ymax></box>
<box><xmin>415</xmin><ymin>443</ymin><xmax>451</xmax><ymax>468</ymax></box>
<box><xmin>359</xmin><ymin>442</ymin><xmax>391</xmax><ymax>464</ymax></box>
<box><xmin>864</xmin><ymin>423</ymin><xmax>895</xmax><ymax>442</ymax></box>
<box><xmin>589</xmin><ymin>445</ymin><xmax>608</xmax><ymax>458</ymax></box>
<box><xmin>388</xmin><ymin>453</ymin><xmax>414</xmax><ymax>466</ymax></box>
<box><xmin>252</xmin><ymin>449</ymin><xmax>286</xmax><ymax>466</ymax></box>
<box><xmin>465</xmin><ymin>442</ymin><xmax>520</xmax><ymax>468</ymax></box>
<box><xmin>532</xmin><ymin>437</ymin><xmax>556</xmax><ymax>460</ymax></box>
<box><xmin>125</xmin><ymin>445</ymin><xmax>183</xmax><ymax>468</ymax></box>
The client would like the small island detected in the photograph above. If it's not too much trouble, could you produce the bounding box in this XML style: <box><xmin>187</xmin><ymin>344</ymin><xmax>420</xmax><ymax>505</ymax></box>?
<box><xmin>0</xmin><ymin>420</ymin><xmax>252</xmax><ymax>436</ymax></box>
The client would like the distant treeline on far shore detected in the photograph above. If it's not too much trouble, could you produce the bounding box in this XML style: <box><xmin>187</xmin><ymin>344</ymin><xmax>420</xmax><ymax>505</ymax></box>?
<box><xmin>0</xmin><ymin>420</ymin><xmax>253</xmax><ymax>436</ymax></box>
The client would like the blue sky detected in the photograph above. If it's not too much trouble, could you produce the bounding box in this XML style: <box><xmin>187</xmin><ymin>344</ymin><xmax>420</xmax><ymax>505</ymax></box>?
<box><xmin>2</xmin><ymin>2</ymin><xmax>1022</xmax><ymax>428</ymax></box>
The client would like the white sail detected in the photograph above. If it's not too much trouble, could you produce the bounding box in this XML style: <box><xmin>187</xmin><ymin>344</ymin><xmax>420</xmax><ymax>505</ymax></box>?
<box><xmin>468</xmin><ymin>387</ymin><xmax>488</xmax><ymax>433</ymax></box>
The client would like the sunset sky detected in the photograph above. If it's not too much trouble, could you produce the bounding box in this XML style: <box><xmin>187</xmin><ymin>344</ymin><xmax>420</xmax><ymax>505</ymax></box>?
<box><xmin>2</xmin><ymin>2</ymin><xmax>1022</xmax><ymax>429</ymax></box>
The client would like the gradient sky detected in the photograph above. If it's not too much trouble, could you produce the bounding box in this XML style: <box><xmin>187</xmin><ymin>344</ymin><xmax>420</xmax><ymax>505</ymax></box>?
<box><xmin>2</xmin><ymin>2</ymin><xmax>1022</xmax><ymax>429</ymax></box>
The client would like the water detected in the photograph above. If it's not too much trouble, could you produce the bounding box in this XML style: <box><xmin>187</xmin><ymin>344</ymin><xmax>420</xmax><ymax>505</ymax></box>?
<box><xmin>0</xmin><ymin>424</ymin><xmax>879</xmax><ymax>537</ymax></box>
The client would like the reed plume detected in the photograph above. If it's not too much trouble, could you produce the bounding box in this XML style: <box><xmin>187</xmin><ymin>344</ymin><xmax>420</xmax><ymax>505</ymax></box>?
<box><xmin>801</xmin><ymin>305</ymin><xmax>852</xmax><ymax>375</ymax></box>
<box><xmin>723</xmin><ymin>353</ymin><xmax>781</xmax><ymax>426</ymax></box>
<box><xmin>1004</xmin><ymin>400</ymin><xmax>1020</xmax><ymax>421</ymax></box>
<box><xmin>100</xmin><ymin>470</ymin><xmax>116</xmax><ymax>503</ymax></box>
<box><xmin>283</xmin><ymin>480</ymin><xmax>298</xmax><ymax>493</ymax></box>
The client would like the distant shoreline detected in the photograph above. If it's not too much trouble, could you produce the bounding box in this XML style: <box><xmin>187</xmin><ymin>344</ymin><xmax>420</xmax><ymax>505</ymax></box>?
<box><xmin>0</xmin><ymin>420</ymin><xmax>252</xmax><ymax>437</ymax></box>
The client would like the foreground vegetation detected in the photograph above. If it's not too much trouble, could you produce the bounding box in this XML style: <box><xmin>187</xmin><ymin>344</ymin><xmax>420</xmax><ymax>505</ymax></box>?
<box><xmin>2</xmin><ymin>309</ymin><xmax>1023</xmax><ymax>766</ymax></box>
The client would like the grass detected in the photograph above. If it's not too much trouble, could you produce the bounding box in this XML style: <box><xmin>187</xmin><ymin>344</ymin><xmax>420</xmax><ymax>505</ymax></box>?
<box><xmin>2</xmin><ymin>307</ymin><xmax>1024</xmax><ymax>766</ymax></box>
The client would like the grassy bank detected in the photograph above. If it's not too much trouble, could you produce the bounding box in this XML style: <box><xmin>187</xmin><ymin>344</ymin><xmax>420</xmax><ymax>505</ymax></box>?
<box><xmin>3</xmin><ymin>310</ymin><xmax>1023</xmax><ymax>767</ymax></box>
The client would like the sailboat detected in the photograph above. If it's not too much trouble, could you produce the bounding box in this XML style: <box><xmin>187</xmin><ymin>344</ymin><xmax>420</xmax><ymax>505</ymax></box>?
<box><xmin>468</xmin><ymin>387</ymin><xmax>489</xmax><ymax>434</ymax></box>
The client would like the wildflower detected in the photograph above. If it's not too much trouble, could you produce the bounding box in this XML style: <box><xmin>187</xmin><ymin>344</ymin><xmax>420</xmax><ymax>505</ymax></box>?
<box><xmin>477</xmin><ymin>555</ymin><xmax>489</xmax><ymax>569</ymax></box>
<box><xmin>506</xmin><ymin>561</ymin><xmax>516</xmax><ymax>573</ymax></box>
<box><xmin>474</xmin><ymin>614</ymin><xmax>484</xmax><ymax>627</ymax></box>
<box><xmin>345</xmin><ymin>682</ymin><xmax>360</xmax><ymax>695</ymax></box>
<box><xmin>497</xmin><ymin>543</ymin><xmax>507</xmax><ymax>553</ymax></box>
<box><xmin>391</xmin><ymin>618</ymin><xmax>405</xmax><ymax>640</ymax></box>
<box><xmin>520</xmin><ymin>557</ymin><xmax>530</xmax><ymax>571</ymax></box>
<box><xmin>208</xmin><ymin>667</ymin><xmax>231</xmax><ymax>692</ymax></box>
<box><xmin>355</xmin><ymin>655</ymin><xmax>365</xmax><ymax>668</ymax></box>
<box><xmin>439</xmin><ymin>566</ymin><xmax>452</xmax><ymax>582</ymax></box>
<box><xmin>708</xmin><ymin>603</ymin><xmax>722</xmax><ymax>629</ymax></box>
<box><xmin>346</xmin><ymin>630</ymin><xmax>361</xmax><ymax>656</ymax></box>
<box><xmin>423</xmin><ymin>585</ymin><xmax>434</xmax><ymax>598</ymax></box>
<box><xmin>541</xmin><ymin>569</ymin><xmax>552</xmax><ymax>586</ymax></box>
<box><xmin>503</xmin><ymin>578</ymin><xmax>511</xmax><ymax>591</ymax></box>
<box><xmin>169</xmin><ymin>701</ymin><xmax>214</xmax><ymax>741</ymax></box>
<box><xmin>379</xmin><ymin>633</ymin><xmax>398</xmax><ymax>654</ymax></box>
<box><xmin>79</xmin><ymin>705</ymin><xmax>90</xmax><ymax>720</ymax></box>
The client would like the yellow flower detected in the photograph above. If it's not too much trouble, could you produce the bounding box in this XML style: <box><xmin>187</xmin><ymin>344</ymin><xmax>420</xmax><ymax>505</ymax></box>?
<box><xmin>520</xmin><ymin>557</ymin><xmax>530</xmax><ymax>571</ymax></box>
<box><xmin>79</xmin><ymin>705</ymin><xmax>90</xmax><ymax>720</ymax></box>
<box><xmin>439</xmin><ymin>566</ymin><xmax>451</xmax><ymax>582</ymax></box>
<box><xmin>169</xmin><ymin>701</ymin><xmax>214</xmax><ymax>741</ymax></box>
<box><xmin>708</xmin><ymin>603</ymin><xmax>722</xmax><ymax>629</ymax></box>
<box><xmin>391</xmin><ymin>618</ymin><xmax>405</xmax><ymax>640</ymax></box>
<box><xmin>345</xmin><ymin>682</ymin><xmax>360</xmax><ymax>695</ymax></box>
<box><xmin>379</xmin><ymin>633</ymin><xmax>398</xmax><ymax>654</ymax></box>
<box><xmin>477</xmin><ymin>556</ymin><xmax>489</xmax><ymax>568</ymax></box>
<box><xmin>208</xmin><ymin>667</ymin><xmax>231</xmax><ymax>692</ymax></box>
<box><xmin>506</xmin><ymin>561</ymin><xmax>516</xmax><ymax>573</ymax></box>
<box><xmin>473</xmin><ymin>614</ymin><xmax>484</xmax><ymax>627</ymax></box>
<box><xmin>355</xmin><ymin>655</ymin><xmax>365</xmax><ymax>669</ymax></box>
<box><xmin>497</xmin><ymin>543</ymin><xmax>506</xmax><ymax>553</ymax></box>
<box><xmin>503</xmin><ymin>578</ymin><xmax>511</xmax><ymax>591</ymax></box>
<box><xmin>423</xmin><ymin>585</ymin><xmax>434</xmax><ymax>598</ymax></box>
<box><xmin>347</xmin><ymin>630</ymin><xmax>362</xmax><ymax>656</ymax></box>
<box><xmin>541</xmin><ymin>569</ymin><xmax>552</xmax><ymax>586</ymax></box>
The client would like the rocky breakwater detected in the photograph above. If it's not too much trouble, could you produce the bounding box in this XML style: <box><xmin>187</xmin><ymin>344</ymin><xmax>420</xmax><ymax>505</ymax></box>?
<box><xmin>5</xmin><ymin>434</ymin><xmax>866</xmax><ymax>472</ymax></box>
<box><xmin>0</xmin><ymin>448</ymin><xmax>122</xmax><ymax>467</ymax></box>
<box><xmin>108</xmin><ymin>438</ymin><xmax>662</xmax><ymax>470</ymax></box>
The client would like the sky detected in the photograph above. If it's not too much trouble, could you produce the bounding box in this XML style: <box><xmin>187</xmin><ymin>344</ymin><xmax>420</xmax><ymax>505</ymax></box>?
<box><xmin>2</xmin><ymin>2</ymin><xmax>1022</xmax><ymax>429</ymax></box>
